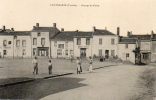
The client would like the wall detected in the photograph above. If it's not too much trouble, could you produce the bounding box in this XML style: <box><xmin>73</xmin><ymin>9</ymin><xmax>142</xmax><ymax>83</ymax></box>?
<box><xmin>92</xmin><ymin>35</ymin><xmax>118</xmax><ymax>58</ymax></box>
<box><xmin>73</xmin><ymin>37</ymin><xmax>92</xmax><ymax>58</ymax></box>
<box><xmin>118</xmin><ymin>43</ymin><xmax>136</xmax><ymax>63</ymax></box>
<box><xmin>51</xmin><ymin>40</ymin><xmax>74</xmax><ymax>58</ymax></box>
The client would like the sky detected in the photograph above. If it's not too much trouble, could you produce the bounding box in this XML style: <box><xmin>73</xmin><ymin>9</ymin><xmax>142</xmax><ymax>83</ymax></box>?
<box><xmin>0</xmin><ymin>0</ymin><xmax>156</xmax><ymax>36</ymax></box>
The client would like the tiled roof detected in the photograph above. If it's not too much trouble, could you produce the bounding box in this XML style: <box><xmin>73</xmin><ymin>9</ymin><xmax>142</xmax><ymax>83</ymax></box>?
<box><xmin>52</xmin><ymin>31</ymin><xmax>93</xmax><ymax>41</ymax></box>
<box><xmin>93</xmin><ymin>29</ymin><xmax>115</xmax><ymax>35</ymax></box>
<box><xmin>74</xmin><ymin>31</ymin><xmax>93</xmax><ymax>37</ymax></box>
<box><xmin>0</xmin><ymin>31</ymin><xmax>31</xmax><ymax>36</ymax></box>
<box><xmin>52</xmin><ymin>31</ymin><xmax>76</xmax><ymax>41</ymax></box>
<box><xmin>119</xmin><ymin>37</ymin><xmax>137</xmax><ymax>44</ymax></box>
<box><xmin>129</xmin><ymin>34</ymin><xmax>151</xmax><ymax>40</ymax></box>
<box><xmin>32</xmin><ymin>26</ymin><xmax>60</xmax><ymax>38</ymax></box>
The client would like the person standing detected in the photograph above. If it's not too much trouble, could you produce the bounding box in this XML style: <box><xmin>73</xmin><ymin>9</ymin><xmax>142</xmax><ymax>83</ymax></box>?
<box><xmin>76</xmin><ymin>57</ymin><xmax>81</xmax><ymax>74</ymax></box>
<box><xmin>48</xmin><ymin>59</ymin><xmax>53</xmax><ymax>75</ymax></box>
<box><xmin>79</xmin><ymin>57</ymin><xmax>82</xmax><ymax>72</ymax></box>
<box><xmin>89</xmin><ymin>57</ymin><xmax>93</xmax><ymax>72</ymax></box>
<box><xmin>32</xmin><ymin>56</ymin><xmax>38</xmax><ymax>75</ymax></box>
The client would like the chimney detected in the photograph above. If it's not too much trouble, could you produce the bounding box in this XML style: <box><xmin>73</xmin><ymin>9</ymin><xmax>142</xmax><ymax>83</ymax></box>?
<box><xmin>105</xmin><ymin>27</ymin><xmax>107</xmax><ymax>30</ymax></box>
<box><xmin>117</xmin><ymin>27</ymin><xmax>120</xmax><ymax>36</ymax></box>
<box><xmin>127</xmin><ymin>31</ymin><xmax>131</xmax><ymax>37</ymax></box>
<box><xmin>2</xmin><ymin>26</ymin><xmax>5</xmax><ymax>31</ymax></box>
<box><xmin>76</xmin><ymin>30</ymin><xmax>79</xmax><ymax>32</ymax></box>
<box><xmin>53</xmin><ymin>23</ymin><xmax>56</xmax><ymax>28</ymax></box>
<box><xmin>93</xmin><ymin>26</ymin><xmax>96</xmax><ymax>32</ymax></box>
<box><xmin>36</xmin><ymin>23</ymin><xmax>39</xmax><ymax>27</ymax></box>
<box><xmin>11</xmin><ymin>28</ymin><xmax>14</xmax><ymax>31</ymax></box>
<box><xmin>151</xmin><ymin>30</ymin><xmax>154</xmax><ymax>39</ymax></box>
<box><xmin>61</xmin><ymin>28</ymin><xmax>64</xmax><ymax>32</ymax></box>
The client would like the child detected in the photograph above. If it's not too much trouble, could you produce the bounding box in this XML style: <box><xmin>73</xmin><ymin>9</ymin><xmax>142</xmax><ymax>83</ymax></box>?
<box><xmin>48</xmin><ymin>60</ymin><xmax>52</xmax><ymax>75</ymax></box>
<box><xmin>76</xmin><ymin>57</ymin><xmax>81</xmax><ymax>74</ymax></box>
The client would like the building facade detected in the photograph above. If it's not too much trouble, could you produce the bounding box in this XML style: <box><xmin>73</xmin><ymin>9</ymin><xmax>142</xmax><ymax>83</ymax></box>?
<box><xmin>1</xmin><ymin>24</ymin><xmax>156</xmax><ymax>64</ymax></box>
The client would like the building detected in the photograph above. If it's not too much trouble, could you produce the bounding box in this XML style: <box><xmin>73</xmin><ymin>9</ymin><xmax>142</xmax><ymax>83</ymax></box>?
<box><xmin>92</xmin><ymin>27</ymin><xmax>118</xmax><ymax>59</ymax></box>
<box><xmin>0</xmin><ymin>26</ymin><xmax>31</xmax><ymax>58</ymax></box>
<box><xmin>51</xmin><ymin>29</ymin><xmax>75</xmax><ymax>58</ymax></box>
<box><xmin>118</xmin><ymin>37</ymin><xmax>137</xmax><ymax>63</ymax></box>
<box><xmin>31</xmin><ymin>23</ymin><xmax>59</xmax><ymax>58</ymax></box>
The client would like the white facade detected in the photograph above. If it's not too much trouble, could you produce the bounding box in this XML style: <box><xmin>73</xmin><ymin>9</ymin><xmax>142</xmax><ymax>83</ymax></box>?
<box><xmin>73</xmin><ymin>37</ymin><xmax>93</xmax><ymax>57</ymax></box>
<box><xmin>14</xmin><ymin>35</ymin><xmax>31</xmax><ymax>58</ymax></box>
<box><xmin>51</xmin><ymin>40</ymin><xmax>74</xmax><ymax>58</ymax></box>
<box><xmin>118</xmin><ymin>43</ymin><xmax>136</xmax><ymax>63</ymax></box>
<box><xmin>31</xmin><ymin>31</ymin><xmax>50</xmax><ymax>57</ymax></box>
<box><xmin>92</xmin><ymin>35</ymin><xmax>118</xmax><ymax>58</ymax></box>
<box><xmin>0</xmin><ymin>36</ymin><xmax>14</xmax><ymax>58</ymax></box>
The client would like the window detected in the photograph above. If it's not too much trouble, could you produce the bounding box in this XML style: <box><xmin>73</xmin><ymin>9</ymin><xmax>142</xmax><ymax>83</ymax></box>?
<box><xmin>54</xmin><ymin>41</ymin><xmax>57</xmax><ymax>47</ymax></box>
<box><xmin>99</xmin><ymin>38</ymin><xmax>102</xmax><ymax>45</ymax></box>
<box><xmin>57</xmin><ymin>49</ymin><xmax>62</xmax><ymax>55</ymax></box>
<box><xmin>33</xmin><ymin>38</ymin><xmax>37</xmax><ymax>45</ymax></box>
<box><xmin>125</xmin><ymin>44</ymin><xmax>128</xmax><ymax>48</ymax></box>
<box><xmin>33</xmin><ymin>48</ymin><xmax>37</xmax><ymax>56</ymax></box>
<box><xmin>65</xmin><ymin>50</ymin><xmax>68</xmax><ymax>56</ymax></box>
<box><xmin>111</xmin><ymin>50</ymin><xmax>115</xmax><ymax>57</ymax></box>
<box><xmin>41</xmin><ymin>38</ymin><xmax>45</xmax><ymax>45</ymax></box>
<box><xmin>16</xmin><ymin>40</ymin><xmax>20</xmax><ymax>47</ymax></box>
<box><xmin>22</xmin><ymin>40</ymin><xmax>26</xmax><ymax>47</ymax></box>
<box><xmin>58</xmin><ymin>44</ymin><xmax>64</xmax><ymax>49</ymax></box>
<box><xmin>143</xmin><ymin>53</ymin><xmax>149</xmax><ymax>60</ymax></box>
<box><xmin>111</xmin><ymin>38</ymin><xmax>115</xmax><ymax>45</ymax></box>
<box><xmin>3</xmin><ymin>50</ymin><xmax>7</xmax><ymax>55</ymax></box>
<box><xmin>126</xmin><ymin>53</ymin><xmax>129</xmax><ymax>57</ymax></box>
<box><xmin>22</xmin><ymin>49</ymin><xmax>26</xmax><ymax>55</ymax></box>
<box><xmin>70</xmin><ymin>50</ymin><xmax>73</xmax><ymax>55</ymax></box>
<box><xmin>77</xmin><ymin>38</ymin><xmax>81</xmax><ymax>45</ymax></box>
<box><xmin>37</xmin><ymin>32</ymin><xmax>41</xmax><ymax>36</ymax></box>
<box><xmin>99</xmin><ymin>49</ymin><xmax>102</xmax><ymax>56</ymax></box>
<box><xmin>8</xmin><ymin>41</ymin><xmax>12</xmax><ymax>45</ymax></box>
<box><xmin>86</xmin><ymin>38</ymin><xmax>90</xmax><ymax>45</ymax></box>
<box><xmin>3</xmin><ymin>40</ymin><xmax>7</xmax><ymax>46</ymax></box>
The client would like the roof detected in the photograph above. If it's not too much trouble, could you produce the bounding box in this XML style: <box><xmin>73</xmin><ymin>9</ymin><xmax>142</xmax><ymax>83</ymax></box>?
<box><xmin>52</xmin><ymin>31</ymin><xmax>93</xmax><ymax>41</ymax></box>
<box><xmin>129</xmin><ymin>34</ymin><xmax>151</xmax><ymax>40</ymax></box>
<box><xmin>93</xmin><ymin>29</ymin><xmax>115</xmax><ymax>36</ymax></box>
<box><xmin>32</xmin><ymin>26</ymin><xmax>60</xmax><ymax>38</ymax></box>
<box><xmin>74</xmin><ymin>31</ymin><xmax>93</xmax><ymax>37</ymax></box>
<box><xmin>0</xmin><ymin>31</ymin><xmax>31</xmax><ymax>36</ymax></box>
<box><xmin>52</xmin><ymin>31</ymin><xmax>77</xmax><ymax>41</ymax></box>
<box><xmin>119</xmin><ymin>37</ymin><xmax>137</xmax><ymax>44</ymax></box>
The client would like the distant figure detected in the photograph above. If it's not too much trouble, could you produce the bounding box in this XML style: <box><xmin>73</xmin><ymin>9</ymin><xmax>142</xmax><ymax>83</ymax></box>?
<box><xmin>76</xmin><ymin>57</ymin><xmax>81</xmax><ymax>74</ymax></box>
<box><xmin>70</xmin><ymin>55</ymin><xmax>74</xmax><ymax>62</ymax></box>
<box><xmin>32</xmin><ymin>56</ymin><xmax>38</xmax><ymax>75</ymax></box>
<box><xmin>89</xmin><ymin>57</ymin><xmax>93</xmax><ymax>72</ymax></box>
<box><xmin>79</xmin><ymin>57</ymin><xmax>82</xmax><ymax>72</ymax></box>
<box><xmin>48</xmin><ymin>59</ymin><xmax>53</xmax><ymax>75</ymax></box>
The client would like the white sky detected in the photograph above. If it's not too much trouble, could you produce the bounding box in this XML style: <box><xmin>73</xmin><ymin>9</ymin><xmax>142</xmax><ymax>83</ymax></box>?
<box><xmin>0</xmin><ymin>0</ymin><xmax>156</xmax><ymax>36</ymax></box>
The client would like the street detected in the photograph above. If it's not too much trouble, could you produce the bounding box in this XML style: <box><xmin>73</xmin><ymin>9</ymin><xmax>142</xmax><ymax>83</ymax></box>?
<box><xmin>0</xmin><ymin>59</ymin><xmax>155</xmax><ymax>100</ymax></box>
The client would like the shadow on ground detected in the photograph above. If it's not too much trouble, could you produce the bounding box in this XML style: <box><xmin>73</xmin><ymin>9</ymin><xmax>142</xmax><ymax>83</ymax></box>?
<box><xmin>0</xmin><ymin>77</ymin><xmax>86</xmax><ymax>99</ymax></box>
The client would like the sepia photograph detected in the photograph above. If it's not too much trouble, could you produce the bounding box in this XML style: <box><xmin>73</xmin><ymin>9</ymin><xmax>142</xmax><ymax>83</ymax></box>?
<box><xmin>0</xmin><ymin>0</ymin><xmax>156</xmax><ymax>100</ymax></box>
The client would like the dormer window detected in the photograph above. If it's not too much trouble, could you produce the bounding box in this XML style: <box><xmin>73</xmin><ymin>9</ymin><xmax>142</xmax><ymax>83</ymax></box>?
<box><xmin>37</xmin><ymin>32</ymin><xmax>41</xmax><ymax>36</ymax></box>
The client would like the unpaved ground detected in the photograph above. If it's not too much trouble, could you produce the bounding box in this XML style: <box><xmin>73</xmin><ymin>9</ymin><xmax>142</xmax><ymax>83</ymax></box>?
<box><xmin>41</xmin><ymin>64</ymin><xmax>152</xmax><ymax>100</ymax></box>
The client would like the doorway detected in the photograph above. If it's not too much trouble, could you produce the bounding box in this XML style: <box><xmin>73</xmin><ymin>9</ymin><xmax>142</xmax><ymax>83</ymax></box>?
<box><xmin>80</xmin><ymin>48</ymin><xmax>86</xmax><ymax>57</ymax></box>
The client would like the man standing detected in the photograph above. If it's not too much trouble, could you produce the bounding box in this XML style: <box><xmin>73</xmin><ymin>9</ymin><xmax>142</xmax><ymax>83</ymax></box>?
<box><xmin>89</xmin><ymin>57</ymin><xmax>93</xmax><ymax>72</ymax></box>
<box><xmin>32</xmin><ymin>56</ymin><xmax>38</xmax><ymax>75</ymax></box>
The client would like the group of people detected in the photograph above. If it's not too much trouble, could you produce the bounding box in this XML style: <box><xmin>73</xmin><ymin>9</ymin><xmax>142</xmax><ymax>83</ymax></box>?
<box><xmin>76</xmin><ymin>57</ymin><xmax>93</xmax><ymax>74</ymax></box>
<box><xmin>32</xmin><ymin>56</ymin><xmax>53</xmax><ymax>75</ymax></box>
<box><xmin>32</xmin><ymin>56</ymin><xmax>93</xmax><ymax>75</ymax></box>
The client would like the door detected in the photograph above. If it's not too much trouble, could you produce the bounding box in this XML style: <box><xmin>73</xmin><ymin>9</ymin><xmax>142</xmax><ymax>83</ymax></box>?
<box><xmin>105</xmin><ymin>50</ymin><xmax>109</xmax><ymax>59</ymax></box>
<box><xmin>80</xmin><ymin>48</ymin><xmax>86</xmax><ymax>57</ymax></box>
